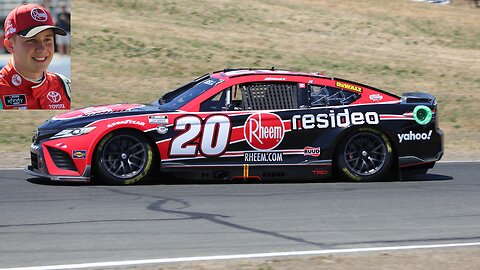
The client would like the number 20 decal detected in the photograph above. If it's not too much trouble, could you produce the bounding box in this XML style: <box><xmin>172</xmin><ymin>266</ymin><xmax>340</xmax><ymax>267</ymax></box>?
<box><xmin>169</xmin><ymin>115</ymin><xmax>232</xmax><ymax>157</ymax></box>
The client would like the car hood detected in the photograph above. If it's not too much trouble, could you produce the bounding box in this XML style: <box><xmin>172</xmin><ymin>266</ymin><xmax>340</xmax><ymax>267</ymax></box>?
<box><xmin>38</xmin><ymin>103</ymin><xmax>174</xmax><ymax>130</ymax></box>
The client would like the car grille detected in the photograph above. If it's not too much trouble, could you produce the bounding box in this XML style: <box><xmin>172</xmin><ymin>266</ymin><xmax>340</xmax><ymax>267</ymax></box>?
<box><xmin>47</xmin><ymin>147</ymin><xmax>77</xmax><ymax>172</ymax></box>
<box><xmin>31</xmin><ymin>152</ymin><xmax>39</xmax><ymax>170</ymax></box>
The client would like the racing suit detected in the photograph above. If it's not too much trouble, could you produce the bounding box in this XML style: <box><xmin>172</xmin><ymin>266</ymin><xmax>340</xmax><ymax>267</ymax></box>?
<box><xmin>0</xmin><ymin>60</ymin><xmax>71</xmax><ymax>110</ymax></box>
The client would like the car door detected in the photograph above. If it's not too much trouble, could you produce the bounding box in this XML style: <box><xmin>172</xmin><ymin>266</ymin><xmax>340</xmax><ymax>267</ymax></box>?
<box><xmin>288</xmin><ymin>83</ymin><xmax>363</xmax><ymax>160</ymax></box>
<box><xmin>197</xmin><ymin>80</ymin><xmax>319</xmax><ymax>166</ymax></box>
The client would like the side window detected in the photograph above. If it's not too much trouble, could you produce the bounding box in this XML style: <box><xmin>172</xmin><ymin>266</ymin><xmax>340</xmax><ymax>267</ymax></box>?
<box><xmin>309</xmin><ymin>85</ymin><xmax>360</xmax><ymax>107</ymax></box>
<box><xmin>201</xmin><ymin>82</ymin><xmax>304</xmax><ymax>112</ymax></box>
<box><xmin>199</xmin><ymin>85</ymin><xmax>244</xmax><ymax>112</ymax></box>
<box><xmin>230</xmin><ymin>84</ymin><xmax>243</xmax><ymax>110</ymax></box>
<box><xmin>200</xmin><ymin>89</ymin><xmax>228</xmax><ymax>112</ymax></box>
<box><xmin>240</xmin><ymin>82</ymin><xmax>299</xmax><ymax>110</ymax></box>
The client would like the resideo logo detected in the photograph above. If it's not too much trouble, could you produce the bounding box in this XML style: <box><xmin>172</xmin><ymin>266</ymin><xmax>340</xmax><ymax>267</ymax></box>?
<box><xmin>292</xmin><ymin>109</ymin><xmax>379</xmax><ymax>130</ymax></box>
<box><xmin>398</xmin><ymin>130</ymin><xmax>432</xmax><ymax>143</ymax></box>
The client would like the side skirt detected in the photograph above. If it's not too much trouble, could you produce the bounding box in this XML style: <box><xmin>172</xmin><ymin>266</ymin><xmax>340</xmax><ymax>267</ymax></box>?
<box><xmin>161</xmin><ymin>163</ymin><xmax>332</xmax><ymax>181</ymax></box>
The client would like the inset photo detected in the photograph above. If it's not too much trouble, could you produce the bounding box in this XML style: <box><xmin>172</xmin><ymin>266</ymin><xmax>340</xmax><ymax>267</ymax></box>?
<box><xmin>0</xmin><ymin>0</ymin><xmax>70</xmax><ymax>110</ymax></box>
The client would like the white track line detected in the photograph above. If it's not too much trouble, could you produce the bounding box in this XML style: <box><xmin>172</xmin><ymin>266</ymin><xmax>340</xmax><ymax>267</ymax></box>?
<box><xmin>438</xmin><ymin>160</ymin><xmax>480</xmax><ymax>163</ymax></box>
<box><xmin>2</xmin><ymin>242</ymin><xmax>480</xmax><ymax>270</ymax></box>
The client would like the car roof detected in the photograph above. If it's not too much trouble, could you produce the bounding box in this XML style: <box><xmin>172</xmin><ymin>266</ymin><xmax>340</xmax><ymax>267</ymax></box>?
<box><xmin>211</xmin><ymin>68</ymin><xmax>331</xmax><ymax>80</ymax></box>
<box><xmin>208</xmin><ymin>68</ymin><xmax>400</xmax><ymax>99</ymax></box>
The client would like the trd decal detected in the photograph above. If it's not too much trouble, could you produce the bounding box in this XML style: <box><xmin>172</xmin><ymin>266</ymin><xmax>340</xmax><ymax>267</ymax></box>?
<box><xmin>312</xmin><ymin>170</ymin><xmax>328</xmax><ymax>176</ymax></box>
<box><xmin>169</xmin><ymin>115</ymin><xmax>232</xmax><ymax>157</ymax></box>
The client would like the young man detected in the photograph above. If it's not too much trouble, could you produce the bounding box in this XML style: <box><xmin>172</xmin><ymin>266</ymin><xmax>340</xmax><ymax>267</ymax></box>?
<box><xmin>1</xmin><ymin>3</ymin><xmax>71</xmax><ymax>110</ymax></box>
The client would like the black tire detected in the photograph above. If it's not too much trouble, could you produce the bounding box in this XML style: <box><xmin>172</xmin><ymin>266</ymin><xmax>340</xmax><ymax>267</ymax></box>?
<box><xmin>95</xmin><ymin>130</ymin><xmax>154</xmax><ymax>185</ymax></box>
<box><xmin>335</xmin><ymin>128</ymin><xmax>393</xmax><ymax>182</ymax></box>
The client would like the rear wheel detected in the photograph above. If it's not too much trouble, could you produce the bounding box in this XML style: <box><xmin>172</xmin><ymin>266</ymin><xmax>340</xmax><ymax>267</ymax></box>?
<box><xmin>336</xmin><ymin>128</ymin><xmax>393</xmax><ymax>181</ymax></box>
<box><xmin>95</xmin><ymin>130</ymin><xmax>154</xmax><ymax>185</ymax></box>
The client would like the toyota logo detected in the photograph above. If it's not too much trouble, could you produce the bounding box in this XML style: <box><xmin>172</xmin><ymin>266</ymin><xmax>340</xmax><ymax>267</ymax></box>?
<box><xmin>31</xmin><ymin>8</ymin><xmax>48</xmax><ymax>22</ymax></box>
<box><xmin>47</xmin><ymin>91</ymin><xmax>61</xmax><ymax>103</ymax></box>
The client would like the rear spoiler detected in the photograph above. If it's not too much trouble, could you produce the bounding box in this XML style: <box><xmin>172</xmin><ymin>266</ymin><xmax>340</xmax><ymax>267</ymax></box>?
<box><xmin>401</xmin><ymin>92</ymin><xmax>436</xmax><ymax>106</ymax></box>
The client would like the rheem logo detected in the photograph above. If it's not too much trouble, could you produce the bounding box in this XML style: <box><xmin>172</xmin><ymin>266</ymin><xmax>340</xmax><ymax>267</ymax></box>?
<box><xmin>31</xmin><ymin>8</ymin><xmax>48</xmax><ymax>22</ymax></box>
<box><xmin>244</xmin><ymin>113</ymin><xmax>285</xmax><ymax>150</ymax></box>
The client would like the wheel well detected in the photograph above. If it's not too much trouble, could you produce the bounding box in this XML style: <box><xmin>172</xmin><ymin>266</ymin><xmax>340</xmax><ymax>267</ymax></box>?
<box><xmin>91</xmin><ymin>128</ymin><xmax>160</xmax><ymax>179</ymax></box>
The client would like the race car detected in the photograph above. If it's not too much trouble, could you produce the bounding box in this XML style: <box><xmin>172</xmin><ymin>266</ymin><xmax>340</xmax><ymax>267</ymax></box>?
<box><xmin>26</xmin><ymin>68</ymin><xmax>444</xmax><ymax>185</ymax></box>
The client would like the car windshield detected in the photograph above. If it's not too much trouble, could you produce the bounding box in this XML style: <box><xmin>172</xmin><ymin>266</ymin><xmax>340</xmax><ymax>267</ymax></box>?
<box><xmin>155</xmin><ymin>75</ymin><xmax>223</xmax><ymax>110</ymax></box>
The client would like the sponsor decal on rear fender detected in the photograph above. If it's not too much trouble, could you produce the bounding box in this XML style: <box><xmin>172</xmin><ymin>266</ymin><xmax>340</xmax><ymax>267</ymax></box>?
<box><xmin>398</xmin><ymin>130</ymin><xmax>432</xmax><ymax>143</ymax></box>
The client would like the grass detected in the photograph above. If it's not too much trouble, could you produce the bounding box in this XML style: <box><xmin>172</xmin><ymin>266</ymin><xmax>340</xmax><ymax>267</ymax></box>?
<box><xmin>1</xmin><ymin>0</ymin><xmax>479</xmax><ymax>164</ymax></box>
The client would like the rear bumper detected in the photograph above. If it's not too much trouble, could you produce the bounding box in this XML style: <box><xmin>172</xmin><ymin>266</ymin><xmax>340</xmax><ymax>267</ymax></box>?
<box><xmin>398</xmin><ymin>127</ymin><xmax>443</xmax><ymax>176</ymax></box>
<box><xmin>398</xmin><ymin>127</ymin><xmax>443</xmax><ymax>164</ymax></box>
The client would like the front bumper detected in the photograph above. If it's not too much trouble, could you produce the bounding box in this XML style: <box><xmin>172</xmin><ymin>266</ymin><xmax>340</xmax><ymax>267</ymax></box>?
<box><xmin>24</xmin><ymin>165</ymin><xmax>91</xmax><ymax>182</ymax></box>
<box><xmin>27</xmin><ymin>143</ymin><xmax>92</xmax><ymax>182</ymax></box>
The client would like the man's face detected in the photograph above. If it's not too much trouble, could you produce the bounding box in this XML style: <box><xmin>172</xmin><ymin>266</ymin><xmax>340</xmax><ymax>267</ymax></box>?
<box><xmin>6</xmin><ymin>29</ymin><xmax>55</xmax><ymax>79</ymax></box>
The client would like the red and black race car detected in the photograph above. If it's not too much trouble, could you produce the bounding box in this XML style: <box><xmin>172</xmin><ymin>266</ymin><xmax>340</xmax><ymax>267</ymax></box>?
<box><xmin>26</xmin><ymin>68</ymin><xmax>443</xmax><ymax>185</ymax></box>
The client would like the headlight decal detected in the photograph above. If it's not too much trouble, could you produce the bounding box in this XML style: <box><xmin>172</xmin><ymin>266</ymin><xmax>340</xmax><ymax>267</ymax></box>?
<box><xmin>51</xmin><ymin>126</ymin><xmax>97</xmax><ymax>139</ymax></box>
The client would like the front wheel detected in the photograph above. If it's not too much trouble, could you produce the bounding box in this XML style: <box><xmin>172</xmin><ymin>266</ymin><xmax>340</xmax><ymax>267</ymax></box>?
<box><xmin>95</xmin><ymin>130</ymin><xmax>154</xmax><ymax>185</ymax></box>
<box><xmin>336</xmin><ymin>128</ymin><xmax>393</xmax><ymax>182</ymax></box>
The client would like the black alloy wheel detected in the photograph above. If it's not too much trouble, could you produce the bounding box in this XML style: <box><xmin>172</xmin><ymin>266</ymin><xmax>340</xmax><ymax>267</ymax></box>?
<box><xmin>95</xmin><ymin>130</ymin><xmax>154</xmax><ymax>185</ymax></box>
<box><xmin>336</xmin><ymin>129</ymin><xmax>392</xmax><ymax>181</ymax></box>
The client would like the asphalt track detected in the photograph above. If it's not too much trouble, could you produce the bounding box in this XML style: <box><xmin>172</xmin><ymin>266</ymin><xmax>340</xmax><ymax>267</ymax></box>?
<box><xmin>0</xmin><ymin>162</ymin><xmax>479</xmax><ymax>268</ymax></box>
